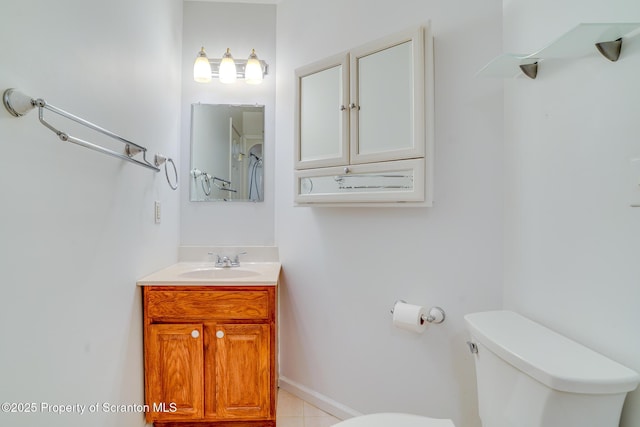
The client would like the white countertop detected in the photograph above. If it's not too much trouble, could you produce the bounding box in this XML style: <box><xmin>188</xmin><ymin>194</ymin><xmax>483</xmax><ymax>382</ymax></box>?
<box><xmin>137</xmin><ymin>262</ymin><xmax>281</xmax><ymax>286</ymax></box>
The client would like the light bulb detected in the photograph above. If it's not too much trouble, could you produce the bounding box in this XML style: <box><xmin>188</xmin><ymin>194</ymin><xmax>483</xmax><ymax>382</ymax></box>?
<box><xmin>219</xmin><ymin>48</ymin><xmax>237</xmax><ymax>84</ymax></box>
<box><xmin>193</xmin><ymin>47</ymin><xmax>212</xmax><ymax>83</ymax></box>
<box><xmin>245</xmin><ymin>49</ymin><xmax>263</xmax><ymax>85</ymax></box>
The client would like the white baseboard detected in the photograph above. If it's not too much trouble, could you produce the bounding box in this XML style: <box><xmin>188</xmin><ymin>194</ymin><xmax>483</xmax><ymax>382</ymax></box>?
<box><xmin>278</xmin><ymin>376</ymin><xmax>363</xmax><ymax>421</ymax></box>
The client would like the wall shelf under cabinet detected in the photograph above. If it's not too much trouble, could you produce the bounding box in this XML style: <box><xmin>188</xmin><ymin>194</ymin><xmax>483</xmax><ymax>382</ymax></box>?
<box><xmin>477</xmin><ymin>22</ymin><xmax>640</xmax><ymax>79</ymax></box>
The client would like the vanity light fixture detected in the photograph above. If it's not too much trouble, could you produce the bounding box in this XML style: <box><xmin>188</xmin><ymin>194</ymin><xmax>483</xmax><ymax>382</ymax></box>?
<box><xmin>193</xmin><ymin>47</ymin><xmax>212</xmax><ymax>83</ymax></box>
<box><xmin>219</xmin><ymin>48</ymin><xmax>237</xmax><ymax>84</ymax></box>
<box><xmin>244</xmin><ymin>49</ymin><xmax>264</xmax><ymax>84</ymax></box>
<box><xmin>193</xmin><ymin>47</ymin><xmax>268</xmax><ymax>85</ymax></box>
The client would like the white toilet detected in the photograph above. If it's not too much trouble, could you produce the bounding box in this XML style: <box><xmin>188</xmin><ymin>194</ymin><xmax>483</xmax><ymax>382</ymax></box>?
<box><xmin>465</xmin><ymin>310</ymin><xmax>639</xmax><ymax>427</ymax></box>
<box><xmin>332</xmin><ymin>310</ymin><xmax>639</xmax><ymax>427</ymax></box>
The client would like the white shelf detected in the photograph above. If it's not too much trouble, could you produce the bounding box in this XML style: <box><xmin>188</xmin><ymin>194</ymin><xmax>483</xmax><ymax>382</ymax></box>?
<box><xmin>477</xmin><ymin>22</ymin><xmax>640</xmax><ymax>79</ymax></box>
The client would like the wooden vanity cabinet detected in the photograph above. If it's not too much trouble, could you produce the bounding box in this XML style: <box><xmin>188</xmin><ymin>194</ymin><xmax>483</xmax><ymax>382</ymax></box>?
<box><xmin>143</xmin><ymin>285</ymin><xmax>277</xmax><ymax>427</ymax></box>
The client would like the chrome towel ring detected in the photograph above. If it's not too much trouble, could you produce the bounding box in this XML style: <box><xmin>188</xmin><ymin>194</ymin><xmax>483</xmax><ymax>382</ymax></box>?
<box><xmin>154</xmin><ymin>154</ymin><xmax>178</xmax><ymax>191</ymax></box>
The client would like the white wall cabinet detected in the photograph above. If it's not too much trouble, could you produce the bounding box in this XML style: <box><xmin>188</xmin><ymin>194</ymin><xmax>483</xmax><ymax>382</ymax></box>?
<box><xmin>294</xmin><ymin>25</ymin><xmax>434</xmax><ymax>205</ymax></box>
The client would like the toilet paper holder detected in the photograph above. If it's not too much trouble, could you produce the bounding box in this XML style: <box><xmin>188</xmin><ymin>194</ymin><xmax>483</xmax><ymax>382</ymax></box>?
<box><xmin>391</xmin><ymin>300</ymin><xmax>446</xmax><ymax>324</ymax></box>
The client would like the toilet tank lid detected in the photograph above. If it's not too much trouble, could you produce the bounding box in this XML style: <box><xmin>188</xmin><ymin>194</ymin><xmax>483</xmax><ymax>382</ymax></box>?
<box><xmin>464</xmin><ymin>310</ymin><xmax>640</xmax><ymax>394</ymax></box>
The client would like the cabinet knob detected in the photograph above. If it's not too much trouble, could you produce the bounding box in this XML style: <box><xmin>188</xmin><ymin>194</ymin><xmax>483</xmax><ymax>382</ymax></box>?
<box><xmin>344</xmin><ymin>167</ymin><xmax>350</xmax><ymax>174</ymax></box>
<box><xmin>191</xmin><ymin>330</ymin><xmax>200</xmax><ymax>339</ymax></box>
<box><xmin>340</xmin><ymin>105</ymin><xmax>347</xmax><ymax>111</ymax></box>
<box><xmin>216</xmin><ymin>330</ymin><xmax>225</xmax><ymax>339</ymax></box>
<box><xmin>349</xmin><ymin>103</ymin><xmax>360</xmax><ymax>110</ymax></box>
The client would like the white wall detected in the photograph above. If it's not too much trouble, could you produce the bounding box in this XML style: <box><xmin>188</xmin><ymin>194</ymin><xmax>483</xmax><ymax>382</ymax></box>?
<box><xmin>274</xmin><ymin>1</ymin><xmax>503</xmax><ymax>426</ymax></box>
<box><xmin>0</xmin><ymin>1</ymin><xmax>182</xmax><ymax>426</ymax></box>
<box><xmin>180</xmin><ymin>1</ymin><xmax>276</xmax><ymax>245</ymax></box>
<box><xmin>502</xmin><ymin>1</ymin><xmax>640</xmax><ymax>426</ymax></box>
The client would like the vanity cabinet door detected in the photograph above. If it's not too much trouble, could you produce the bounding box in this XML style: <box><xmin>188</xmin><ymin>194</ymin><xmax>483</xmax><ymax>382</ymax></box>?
<box><xmin>146</xmin><ymin>323</ymin><xmax>204</xmax><ymax>422</ymax></box>
<box><xmin>215</xmin><ymin>323</ymin><xmax>271</xmax><ymax>419</ymax></box>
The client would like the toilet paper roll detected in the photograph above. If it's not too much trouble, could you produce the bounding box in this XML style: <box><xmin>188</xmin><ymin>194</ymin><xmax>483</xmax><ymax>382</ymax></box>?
<box><xmin>392</xmin><ymin>301</ymin><xmax>427</xmax><ymax>333</ymax></box>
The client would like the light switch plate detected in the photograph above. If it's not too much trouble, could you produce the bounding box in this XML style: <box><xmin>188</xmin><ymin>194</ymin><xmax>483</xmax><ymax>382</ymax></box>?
<box><xmin>154</xmin><ymin>201</ymin><xmax>161</xmax><ymax>223</ymax></box>
<box><xmin>630</xmin><ymin>158</ymin><xmax>640</xmax><ymax>208</ymax></box>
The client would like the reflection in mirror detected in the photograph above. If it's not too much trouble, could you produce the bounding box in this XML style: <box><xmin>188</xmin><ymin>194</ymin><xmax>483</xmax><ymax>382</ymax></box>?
<box><xmin>190</xmin><ymin>104</ymin><xmax>264</xmax><ymax>202</ymax></box>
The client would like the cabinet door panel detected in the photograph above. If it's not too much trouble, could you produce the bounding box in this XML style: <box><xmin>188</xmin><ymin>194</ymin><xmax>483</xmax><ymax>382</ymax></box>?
<box><xmin>356</xmin><ymin>41</ymin><xmax>413</xmax><ymax>155</ymax></box>
<box><xmin>146</xmin><ymin>324</ymin><xmax>204</xmax><ymax>421</ymax></box>
<box><xmin>216</xmin><ymin>324</ymin><xmax>270</xmax><ymax>419</ymax></box>
<box><xmin>350</xmin><ymin>26</ymin><xmax>425</xmax><ymax>164</ymax></box>
<box><xmin>295</xmin><ymin>53</ymin><xmax>350</xmax><ymax>169</ymax></box>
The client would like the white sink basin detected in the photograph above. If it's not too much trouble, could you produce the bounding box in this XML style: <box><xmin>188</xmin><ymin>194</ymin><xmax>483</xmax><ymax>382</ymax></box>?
<box><xmin>178</xmin><ymin>268</ymin><xmax>261</xmax><ymax>279</ymax></box>
<box><xmin>137</xmin><ymin>262</ymin><xmax>281</xmax><ymax>286</ymax></box>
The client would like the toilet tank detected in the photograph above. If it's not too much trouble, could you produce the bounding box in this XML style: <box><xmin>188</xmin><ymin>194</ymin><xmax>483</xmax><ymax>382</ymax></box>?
<box><xmin>464</xmin><ymin>311</ymin><xmax>639</xmax><ymax>427</ymax></box>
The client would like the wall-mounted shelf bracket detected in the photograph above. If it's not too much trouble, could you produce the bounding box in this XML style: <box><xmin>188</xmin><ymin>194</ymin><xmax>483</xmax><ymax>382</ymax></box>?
<box><xmin>519</xmin><ymin>62</ymin><xmax>539</xmax><ymax>79</ymax></box>
<box><xmin>595</xmin><ymin>38</ymin><xmax>623</xmax><ymax>62</ymax></box>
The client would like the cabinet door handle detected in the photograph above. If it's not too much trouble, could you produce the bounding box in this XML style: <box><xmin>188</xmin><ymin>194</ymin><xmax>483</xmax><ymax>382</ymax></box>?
<box><xmin>340</xmin><ymin>105</ymin><xmax>347</xmax><ymax>111</ymax></box>
<box><xmin>216</xmin><ymin>330</ymin><xmax>225</xmax><ymax>339</ymax></box>
<box><xmin>191</xmin><ymin>330</ymin><xmax>200</xmax><ymax>339</ymax></box>
<box><xmin>349</xmin><ymin>103</ymin><xmax>360</xmax><ymax>110</ymax></box>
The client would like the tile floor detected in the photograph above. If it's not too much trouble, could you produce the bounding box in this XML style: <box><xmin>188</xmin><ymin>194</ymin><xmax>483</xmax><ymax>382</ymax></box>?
<box><xmin>277</xmin><ymin>388</ymin><xmax>342</xmax><ymax>427</ymax></box>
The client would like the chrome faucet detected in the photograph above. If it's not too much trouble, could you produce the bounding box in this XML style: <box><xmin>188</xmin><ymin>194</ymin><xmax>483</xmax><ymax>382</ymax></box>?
<box><xmin>217</xmin><ymin>255</ymin><xmax>233</xmax><ymax>267</ymax></box>
<box><xmin>210</xmin><ymin>252</ymin><xmax>246</xmax><ymax>268</ymax></box>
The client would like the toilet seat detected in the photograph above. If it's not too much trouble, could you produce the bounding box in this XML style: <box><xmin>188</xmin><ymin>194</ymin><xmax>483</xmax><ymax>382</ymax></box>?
<box><xmin>332</xmin><ymin>413</ymin><xmax>454</xmax><ymax>427</ymax></box>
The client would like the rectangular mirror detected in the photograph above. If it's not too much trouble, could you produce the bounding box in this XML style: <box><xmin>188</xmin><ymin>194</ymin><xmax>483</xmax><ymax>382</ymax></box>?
<box><xmin>190</xmin><ymin>104</ymin><xmax>264</xmax><ymax>202</ymax></box>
